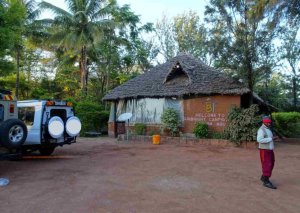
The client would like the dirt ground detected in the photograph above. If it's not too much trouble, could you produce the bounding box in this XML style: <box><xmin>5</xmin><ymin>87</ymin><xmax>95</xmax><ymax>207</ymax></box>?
<box><xmin>0</xmin><ymin>137</ymin><xmax>300</xmax><ymax>213</ymax></box>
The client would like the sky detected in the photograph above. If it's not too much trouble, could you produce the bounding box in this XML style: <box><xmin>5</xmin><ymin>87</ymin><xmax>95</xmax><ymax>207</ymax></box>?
<box><xmin>117</xmin><ymin>0</ymin><xmax>208</xmax><ymax>23</ymax></box>
<box><xmin>42</xmin><ymin>0</ymin><xmax>209</xmax><ymax>24</ymax></box>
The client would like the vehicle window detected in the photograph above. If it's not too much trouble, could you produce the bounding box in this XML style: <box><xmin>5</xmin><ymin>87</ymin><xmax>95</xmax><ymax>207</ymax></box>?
<box><xmin>0</xmin><ymin>104</ymin><xmax>4</xmax><ymax>122</ymax></box>
<box><xmin>51</xmin><ymin>109</ymin><xmax>67</xmax><ymax>121</ymax></box>
<box><xmin>18</xmin><ymin>107</ymin><xmax>35</xmax><ymax>126</ymax></box>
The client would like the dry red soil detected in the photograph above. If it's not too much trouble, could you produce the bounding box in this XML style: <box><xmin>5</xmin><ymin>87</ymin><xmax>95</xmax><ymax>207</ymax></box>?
<box><xmin>0</xmin><ymin>137</ymin><xmax>299</xmax><ymax>213</ymax></box>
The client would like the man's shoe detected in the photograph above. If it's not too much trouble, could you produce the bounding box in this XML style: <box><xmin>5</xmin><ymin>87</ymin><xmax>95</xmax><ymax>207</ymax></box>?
<box><xmin>260</xmin><ymin>175</ymin><xmax>265</xmax><ymax>183</ymax></box>
<box><xmin>263</xmin><ymin>181</ymin><xmax>277</xmax><ymax>189</ymax></box>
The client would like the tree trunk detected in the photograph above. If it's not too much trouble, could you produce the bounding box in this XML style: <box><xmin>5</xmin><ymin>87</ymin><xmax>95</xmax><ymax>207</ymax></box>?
<box><xmin>105</xmin><ymin>67</ymin><xmax>110</xmax><ymax>110</ymax></box>
<box><xmin>293</xmin><ymin>76</ymin><xmax>297</xmax><ymax>108</ymax></box>
<box><xmin>15</xmin><ymin>48</ymin><xmax>21</xmax><ymax>99</ymax></box>
<box><xmin>80</xmin><ymin>46</ymin><xmax>88</xmax><ymax>96</ymax></box>
<box><xmin>105</xmin><ymin>33</ymin><xmax>113</xmax><ymax>110</ymax></box>
<box><xmin>246</xmin><ymin>60</ymin><xmax>254</xmax><ymax>105</ymax></box>
<box><xmin>244</xmin><ymin>5</ymin><xmax>253</xmax><ymax>105</ymax></box>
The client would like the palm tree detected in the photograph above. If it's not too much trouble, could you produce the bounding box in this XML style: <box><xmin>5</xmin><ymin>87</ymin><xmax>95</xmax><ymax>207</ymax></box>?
<box><xmin>14</xmin><ymin>0</ymin><xmax>40</xmax><ymax>98</ymax></box>
<box><xmin>39</xmin><ymin>0</ymin><xmax>117</xmax><ymax>95</ymax></box>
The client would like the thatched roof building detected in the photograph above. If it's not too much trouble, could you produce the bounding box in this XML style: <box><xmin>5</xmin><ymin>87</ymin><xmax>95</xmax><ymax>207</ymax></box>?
<box><xmin>103</xmin><ymin>53</ymin><xmax>251</xmax><ymax>101</ymax></box>
<box><xmin>103</xmin><ymin>53</ymin><xmax>273</xmax><ymax>137</ymax></box>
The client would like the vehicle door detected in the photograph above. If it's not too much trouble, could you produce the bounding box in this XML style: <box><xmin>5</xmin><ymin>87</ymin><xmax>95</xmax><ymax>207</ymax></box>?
<box><xmin>18</xmin><ymin>103</ymin><xmax>42</xmax><ymax>144</ymax></box>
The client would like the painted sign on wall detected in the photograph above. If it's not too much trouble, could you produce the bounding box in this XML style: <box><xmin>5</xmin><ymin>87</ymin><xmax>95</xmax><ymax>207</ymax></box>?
<box><xmin>183</xmin><ymin>96</ymin><xmax>240</xmax><ymax>132</ymax></box>
<box><xmin>184</xmin><ymin>98</ymin><xmax>226</xmax><ymax>127</ymax></box>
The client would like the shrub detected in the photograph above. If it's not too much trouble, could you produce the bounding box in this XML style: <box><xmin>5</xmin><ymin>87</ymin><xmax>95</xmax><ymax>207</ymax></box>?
<box><xmin>224</xmin><ymin>104</ymin><xmax>260</xmax><ymax>145</ymax></box>
<box><xmin>193</xmin><ymin>122</ymin><xmax>209</xmax><ymax>138</ymax></box>
<box><xmin>134</xmin><ymin>123</ymin><xmax>146</xmax><ymax>135</ymax></box>
<box><xmin>75</xmin><ymin>101</ymin><xmax>109</xmax><ymax>136</ymax></box>
<box><xmin>210</xmin><ymin>131</ymin><xmax>225</xmax><ymax>139</ymax></box>
<box><xmin>161</xmin><ymin>108</ymin><xmax>180</xmax><ymax>136</ymax></box>
<box><xmin>272</xmin><ymin>112</ymin><xmax>300</xmax><ymax>137</ymax></box>
<box><xmin>148</xmin><ymin>128</ymin><xmax>161</xmax><ymax>136</ymax></box>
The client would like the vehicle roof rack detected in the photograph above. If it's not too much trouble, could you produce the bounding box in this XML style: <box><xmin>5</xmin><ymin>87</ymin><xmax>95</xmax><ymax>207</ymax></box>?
<box><xmin>0</xmin><ymin>89</ymin><xmax>12</xmax><ymax>95</ymax></box>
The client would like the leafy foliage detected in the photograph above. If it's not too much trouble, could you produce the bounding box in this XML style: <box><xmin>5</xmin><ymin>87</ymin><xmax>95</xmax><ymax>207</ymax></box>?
<box><xmin>278</xmin><ymin>27</ymin><xmax>300</xmax><ymax>110</ymax></box>
<box><xmin>210</xmin><ymin>132</ymin><xmax>225</xmax><ymax>139</ymax></box>
<box><xmin>272</xmin><ymin>112</ymin><xmax>300</xmax><ymax>137</ymax></box>
<box><xmin>174</xmin><ymin>11</ymin><xmax>209</xmax><ymax>63</ymax></box>
<box><xmin>193</xmin><ymin>122</ymin><xmax>209</xmax><ymax>138</ymax></box>
<box><xmin>224</xmin><ymin>105</ymin><xmax>260</xmax><ymax>144</ymax></box>
<box><xmin>255</xmin><ymin>73</ymin><xmax>292</xmax><ymax>111</ymax></box>
<box><xmin>134</xmin><ymin>123</ymin><xmax>146</xmax><ymax>135</ymax></box>
<box><xmin>155</xmin><ymin>14</ymin><xmax>177</xmax><ymax>61</ymax></box>
<box><xmin>75</xmin><ymin>101</ymin><xmax>109</xmax><ymax>136</ymax></box>
<box><xmin>0</xmin><ymin>0</ymin><xmax>26</xmax><ymax>75</ymax></box>
<box><xmin>205</xmin><ymin>0</ymin><xmax>277</xmax><ymax>95</ymax></box>
<box><xmin>161</xmin><ymin>108</ymin><xmax>180</xmax><ymax>136</ymax></box>
<box><xmin>38</xmin><ymin>0</ymin><xmax>118</xmax><ymax>95</ymax></box>
<box><xmin>263</xmin><ymin>0</ymin><xmax>300</xmax><ymax>26</ymax></box>
<box><xmin>148</xmin><ymin>129</ymin><xmax>161</xmax><ymax>136</ymax></box>
<box><xmin>1</xmin><ymin>0</ymin><xmax>300</xmax><ymax>119</ymax></box>
<box><xmin>155</xmin><ymin>11</ymin><xmax>210</xmax><ymax>63</ymax></box>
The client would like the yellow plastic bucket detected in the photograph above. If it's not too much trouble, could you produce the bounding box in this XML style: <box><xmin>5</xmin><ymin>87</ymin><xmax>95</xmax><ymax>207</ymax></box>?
<box><xmin>152</xmin><ymin>135</ymin><xmax>161</xmax><ymax>145</ymax></box>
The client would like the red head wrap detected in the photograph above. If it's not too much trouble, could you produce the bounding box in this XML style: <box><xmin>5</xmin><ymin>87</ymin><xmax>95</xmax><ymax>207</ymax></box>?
<box><xmin>262</xmin><ymin>118</ymin><xmax>272</xmax><ymax>123</ymax></box>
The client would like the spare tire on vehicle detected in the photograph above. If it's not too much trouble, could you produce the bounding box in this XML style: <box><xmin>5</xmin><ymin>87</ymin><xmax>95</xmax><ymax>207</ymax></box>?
<box><xmin>0</xmin><ymin>119</ymin><xmax>27</xmax><ymax>149</ymax></box>
<box><xmin>65</xmin><ymin>116</ymin><xmax>81</xmax><ymax>137</ymax></box>
<box><xmin>47</xmin><ymin>116</ymin><xmax>64</xmax><ymax>138</ymax></box>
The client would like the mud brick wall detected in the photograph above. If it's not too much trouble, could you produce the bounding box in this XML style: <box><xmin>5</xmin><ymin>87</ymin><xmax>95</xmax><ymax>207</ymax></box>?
<box><xmin>108</xmin><ymin>122</ymin><xmax>116</xmax><ymax>137</ymax></box>
<box><xmin>183</xmin><ymin>95</ymin><xmax>240</xmax><ymax>132</ymax></box>
<box><xmin>108</xmin><ymin>95</ymin><xmax>240</xmax><ymax>137</ymax></box>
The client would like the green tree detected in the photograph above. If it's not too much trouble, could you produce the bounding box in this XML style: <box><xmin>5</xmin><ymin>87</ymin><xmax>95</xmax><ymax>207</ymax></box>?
<box><xmin>14</xmin><ymin>0</ymin><xmax>40</xmax><ymax>98</ymax></box>
<box><xmin>279</xmin><ymin>27</ymin><xmax>300</xmax><ymax>109</ymax></box>
<box><xmin>255</xmin><ymin>73</ymin><xmax>290</xmax><ymax>111</ymax></box>
<box><xmin>0</xmin><ymin>0</ymin><xmax>26</xmax><ymax>77</ymax></box>
<box><xmin>155</xmin><ymin>13</ymin><xmax>178</xmax><ymax>61</ymax></box>
<box><xmin>174</xmin><ymin>11</ymin><xmax>209</xmax><ymax>64</ymax></box>
<box><xmin>155</xmin><ymin>11</ymin><xmax>209</xmax><ymax>63</ymax></box>
<box><xmin>39</xmin><ymin>0</ymin><xmax>118</xmax><ymax>96</ymax></box>
<box><xmin>205</xmin><ymin>0</ymin><xmax>277</xmax><ymax>103</ymax></box>
<box><xmin>88</xmin><ymin>3</ymin><xmax>156</xmax><ymax>103</ymax></box>
<box><xmin>262</xmin><ymin>0</ymin><xmax>300</xmax><ymax>25</ymax></box>
<box><xmin>112</xmin><ymin>4</ymin><xmax>156</xmax><ymax>71</ymax></box>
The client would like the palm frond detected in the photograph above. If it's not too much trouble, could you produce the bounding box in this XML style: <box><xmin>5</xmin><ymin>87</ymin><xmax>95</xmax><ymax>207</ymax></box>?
<box><xmin>91</xmin><ymin>0</ymin><xmax>116</xmax><ymax>20</ymax></box>
<box><xmin>86</xmin><ymin>0</ymin><xmax>105</xmax><ymax>17</ymax></box>
<box><xmin>64</xmin><ymin>0</ymin><xmax>80</xmax><ymax>13</ymax></box>
<box><xmin>25</xmin><ymin>0</ymin><xmax>41</xmax><ymax>21</ymax></box>
<box><xmin>39</xmin><ymin>1</ymin><xmax>71</xmax><ymax>18</ymax></box>
<box><xmin>52</xmin><ymin>15</ymin><xmax>74</xmax><ymax>28</ymax></box>
<box><xmin>35</xmin><ymin>18</ymin><xmax>53</xmax><ymax>26</ymax></box>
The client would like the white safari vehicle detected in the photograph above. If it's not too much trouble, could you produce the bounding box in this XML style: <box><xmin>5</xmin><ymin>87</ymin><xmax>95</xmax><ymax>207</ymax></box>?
<box><xmin>17</xmin><ymin>100</ymin><xmax>82</xmax><ymax>155</ymax></box>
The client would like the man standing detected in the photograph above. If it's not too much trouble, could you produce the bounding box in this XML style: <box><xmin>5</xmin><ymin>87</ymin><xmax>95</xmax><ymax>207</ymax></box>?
<box><xmin>257</xmin><ymin>116</ymin><xmax>278</xmax><ymax>189</ymax></box>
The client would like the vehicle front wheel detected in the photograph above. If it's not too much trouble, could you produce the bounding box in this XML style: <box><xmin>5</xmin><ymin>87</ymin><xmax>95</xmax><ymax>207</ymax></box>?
<box><xmin>0</xmin><ymin>119</ymin><xmax>27</xmax><ymax>149</ymax></box>
<box><xmin>38</xmin><ymin>146</ymin><xmax>56</xmax><ymax>156</ymax></box>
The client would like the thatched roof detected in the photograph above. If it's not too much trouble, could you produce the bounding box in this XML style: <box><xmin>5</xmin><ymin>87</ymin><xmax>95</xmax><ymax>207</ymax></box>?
<box><xmin>103</xmin><ymin>53</ymin><xmax>251</xmax><ymax>101</ymax></box>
